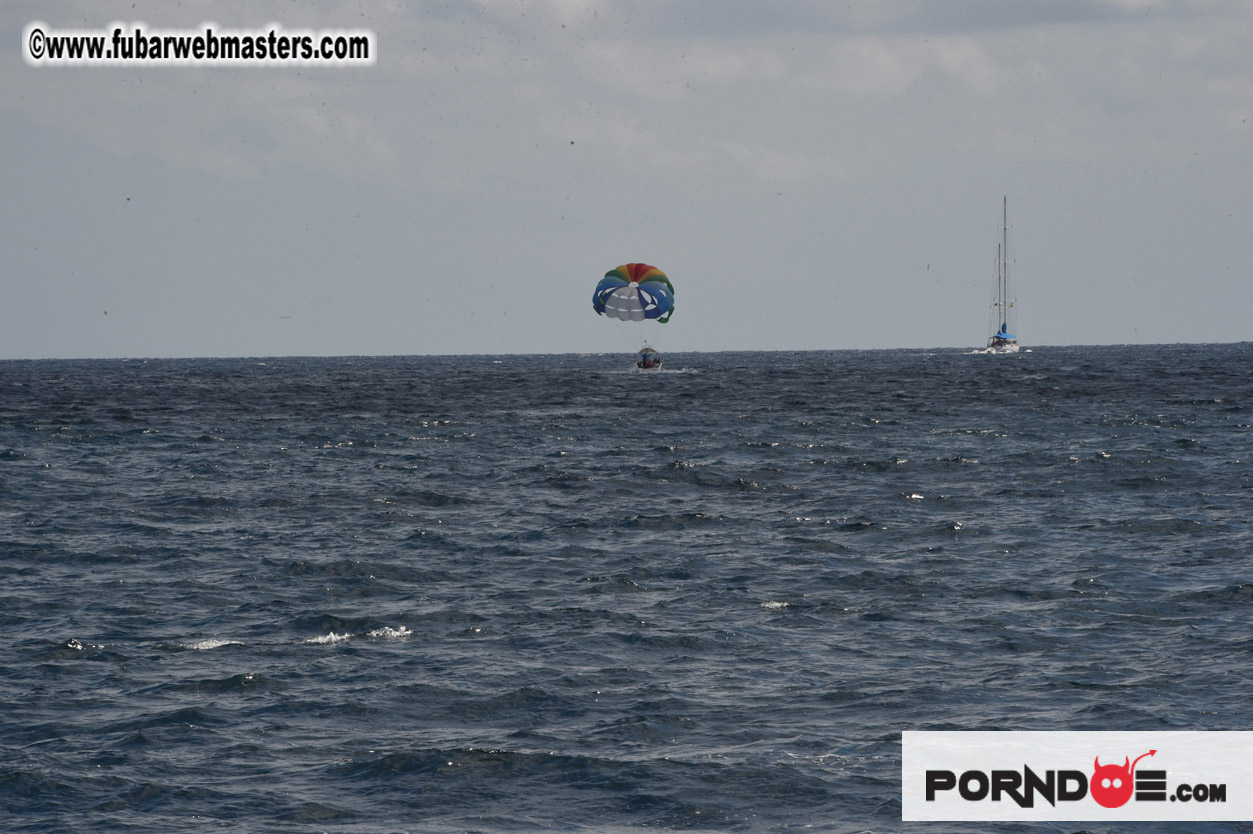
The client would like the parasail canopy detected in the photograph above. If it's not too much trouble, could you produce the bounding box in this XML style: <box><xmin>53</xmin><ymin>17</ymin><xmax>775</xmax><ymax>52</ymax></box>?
<box><xmin>592</xmin><ymin>263</ymin><xmax>674</xmax><ymax>323</ymax></box>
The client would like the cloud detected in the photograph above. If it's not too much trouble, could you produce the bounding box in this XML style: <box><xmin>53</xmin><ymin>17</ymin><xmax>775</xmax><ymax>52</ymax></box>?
<box><xmin>713</xmin><ymin>141</ymin><xmax>844</xmax><ymax>182</ymax></box>
<box><xmin>611</xmin><ymin>0</ymin><xmax>1172</xmax><ymax>39</ymax></box>
<box><xmin>540</xmin><ymin>106</ymin><xmax>710</xmax><ymax>169</ymax></box>
<box><xmin>797</xmin><ymin>35</ymin><xmax>1000</xmax><ymax>98</ymax></box>
<box><xmin>568</xmin><ymin>39</ymin><xmax>786</xmax><ymax>101</ymax></box>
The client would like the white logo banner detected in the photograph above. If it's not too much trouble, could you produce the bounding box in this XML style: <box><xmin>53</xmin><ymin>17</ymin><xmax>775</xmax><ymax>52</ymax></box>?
<box><xmin>903</xmin><ymin>731</ymin><xmax>1253</xmax><ymax>821</ymax></box>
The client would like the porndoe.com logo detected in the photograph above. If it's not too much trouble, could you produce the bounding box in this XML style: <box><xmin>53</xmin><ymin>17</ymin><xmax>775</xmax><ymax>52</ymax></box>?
<box><xmin>902</xmin><ymin>731</ymin><xmax>1253</xmax><ymax>822</ymax></box>
<box><xmin>926</xmin><ymin>748</ymin><xmax>1224</xmax><ymax>808</ymax></box>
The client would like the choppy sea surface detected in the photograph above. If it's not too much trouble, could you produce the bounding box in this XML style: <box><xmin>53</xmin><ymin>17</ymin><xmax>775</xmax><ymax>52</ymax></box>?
<box><xmin>2</xmin><ymin>344</ymin><xmax>1251</xmax><ymax>833</ymax></box>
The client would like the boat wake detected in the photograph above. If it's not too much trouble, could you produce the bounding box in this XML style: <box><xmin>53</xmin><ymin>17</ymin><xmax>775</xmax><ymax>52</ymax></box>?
<box><xmin>610</xmin><ymin>366</ymin><xmax>699</xmax><ymax>375</ymax></box>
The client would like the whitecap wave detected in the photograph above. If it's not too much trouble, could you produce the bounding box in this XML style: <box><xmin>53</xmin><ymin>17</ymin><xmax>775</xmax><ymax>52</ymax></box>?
<box><xmin>367</xmin><ymin>626</ymin><xmax>413</xmax><ymax>640</ymax></box>
<box><xmin>184</xmin><ymin>638</ymin><xmax>243</xmax><ymax>650</ymax></box>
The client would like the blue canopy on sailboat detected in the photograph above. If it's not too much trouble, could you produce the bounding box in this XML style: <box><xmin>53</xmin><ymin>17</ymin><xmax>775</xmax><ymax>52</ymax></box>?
<box><xmin>996</xmin><ymin>324</ymin><xmax>1014</xmax><ymax>338</ymax></box>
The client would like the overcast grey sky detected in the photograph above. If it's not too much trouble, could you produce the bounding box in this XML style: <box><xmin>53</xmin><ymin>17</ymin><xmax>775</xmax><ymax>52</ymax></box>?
<box><xmin>4</xmin><ymin>0</ymin><xmax>1252</xmax><ymax>359</ymax></box>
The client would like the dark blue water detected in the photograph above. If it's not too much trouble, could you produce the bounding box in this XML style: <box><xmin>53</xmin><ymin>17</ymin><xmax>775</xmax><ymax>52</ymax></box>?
<box><xmin>2</xmin><ymin>345</ymin><xmax>1251</xmax><ymax>833</ymax></box>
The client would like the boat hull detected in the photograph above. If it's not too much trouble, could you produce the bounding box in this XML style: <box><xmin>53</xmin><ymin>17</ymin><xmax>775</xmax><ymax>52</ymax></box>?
<box><xmin>636</xmin><ymin>345</ymin><xmax>662</xmax><ymax>370</ymax></box>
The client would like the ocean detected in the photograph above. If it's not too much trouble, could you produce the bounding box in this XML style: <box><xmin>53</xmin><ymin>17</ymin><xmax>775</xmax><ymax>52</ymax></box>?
<box><xmin>1</xmin><ymin>344</ymin><xmax>1251</xmax><ymax>833</ymax></box>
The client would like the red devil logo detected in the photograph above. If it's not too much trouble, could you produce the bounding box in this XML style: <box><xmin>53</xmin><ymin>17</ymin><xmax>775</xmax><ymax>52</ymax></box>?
<box><xmin>1090</xmin><ymin>750</ymin><xmax>1156</xmax><ymax>808</ymax></box>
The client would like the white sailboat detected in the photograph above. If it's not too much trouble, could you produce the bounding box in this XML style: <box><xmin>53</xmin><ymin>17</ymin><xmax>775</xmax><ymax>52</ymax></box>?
<box><xmin>981</xmin><ymin>196</ymin><xmax>1020</xmax><ymax>354</ymax></box>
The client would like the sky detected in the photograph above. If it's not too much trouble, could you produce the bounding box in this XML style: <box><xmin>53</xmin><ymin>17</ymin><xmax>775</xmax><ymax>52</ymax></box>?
<box><xmin>3</xmin><ymin>0</ymin><xmax>1252</xmax><ymax>359</ymax></box>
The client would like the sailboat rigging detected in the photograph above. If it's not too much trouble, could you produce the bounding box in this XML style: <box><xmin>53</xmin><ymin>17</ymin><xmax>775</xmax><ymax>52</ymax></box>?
<box><xmin>982</xmin><ymin>196</ymin><xmax>1020</xmax><ymax>354</ymax></box>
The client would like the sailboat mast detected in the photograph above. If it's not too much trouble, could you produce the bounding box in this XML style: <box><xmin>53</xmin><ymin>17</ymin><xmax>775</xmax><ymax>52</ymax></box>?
<box><xmin>996</xmin><ymin>243</ymin><xmax>1003</xmax><ymax>324</ymax></box>
<box><xmin>1000</xmin><ymin>196</ymin><xmax>1008</xmax><ymax>326</ymax></box>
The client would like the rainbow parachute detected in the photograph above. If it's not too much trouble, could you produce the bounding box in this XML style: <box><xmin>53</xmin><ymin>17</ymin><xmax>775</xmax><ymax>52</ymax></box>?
<box><xmin>592</xmin><ymin>263</ymin><xmax>675</xmax><ymax>323</ymax></box>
